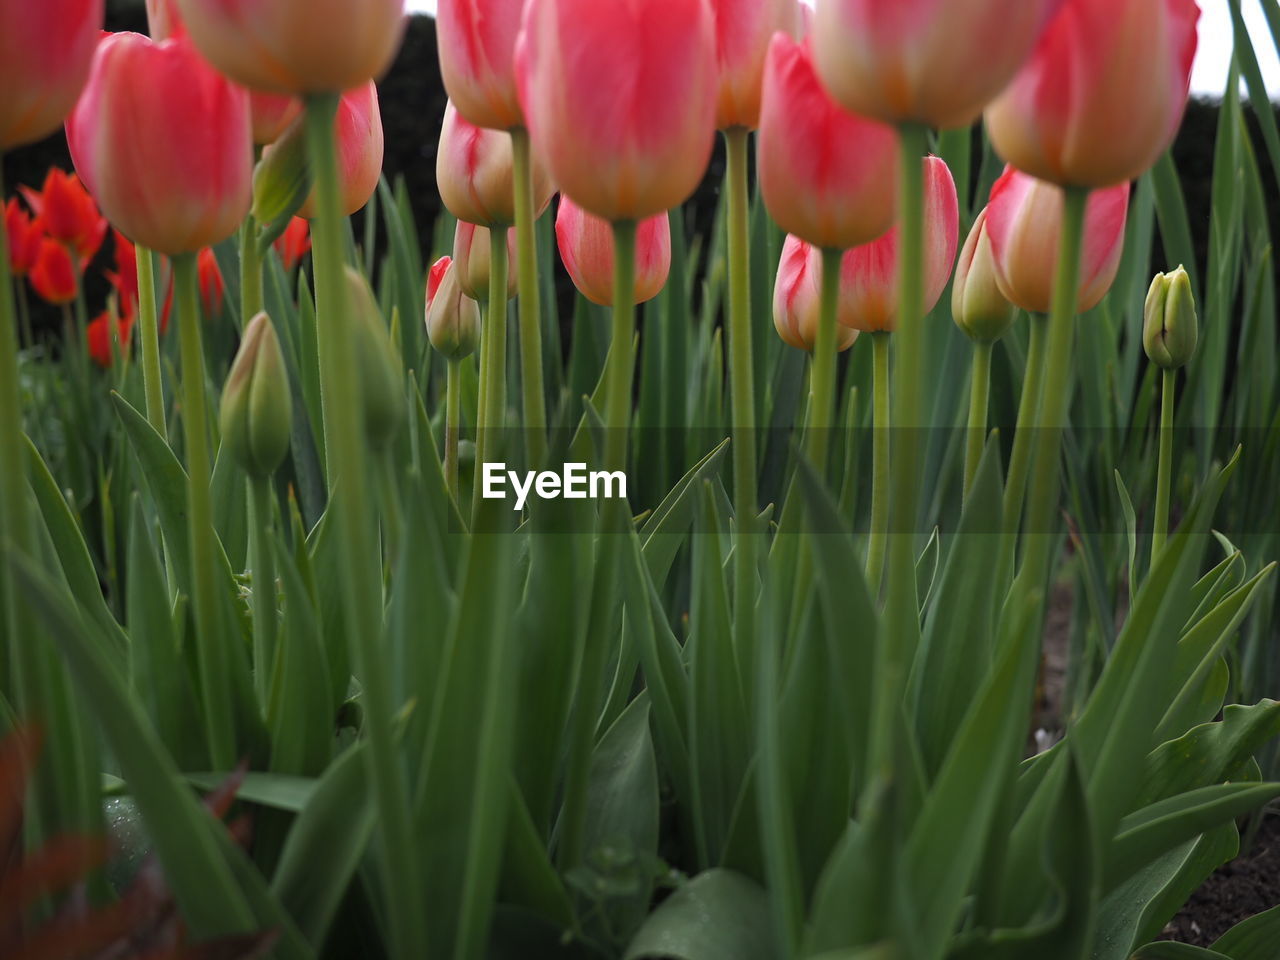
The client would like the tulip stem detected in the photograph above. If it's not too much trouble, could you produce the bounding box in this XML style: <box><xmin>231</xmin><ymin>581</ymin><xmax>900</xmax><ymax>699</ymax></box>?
<box><xmin>604</xmin><ymin>220</ymin><xmax>638</xmax><ymax>481</ymax></box>
<box><xmin>964</xmin><ymin>340</ymin><xmax>993</xmax><ymax>499</ymax></box>
<box><xmin>445</xmin><ymin>357</ymin><xmax>461</xmax><ymax>505</ymax></box>
<box><xmin>511</xmin><ymin>127</ymin><xmax>546</xmax><ymax>469</ymax></box>
<box><xmin>137</xmin><ymin>246</ymin><xmax>166</xmax><ymax>436</ymax></box>
<box><xmin>1015</xmin><ymin>187</ymin><xmax>1088</xmax><ymax>594</ymax></box>
<box><xmin>996</xmin><ymin>314</ymin><xmax>1047</xmax><ymax>586</ymax></box>
<box><xmin>473</xmin><ymin>227</ymin><xmax>508</xmax><ymax>526</ymax></box>
<box><xmin>866</xmin><ymin>332</ymin><xmax>891</xmax><ymax>595</ymax></box>
<box><xmin>724</xmin><ymin>126</ymin><xmax>757</xmax><ymax>670</ymax></box>
<box><xmin>1152</xmin><ymin>367</ymin><xmax>1176</xmax><ymax>564</ymax></box>
<box><xmin>807</xmin><ymin>246</ymin><xmax>843</xmax><ymax>471</ymax></box>
<box><xmin>304</xmin><ymin>93</ymin><xmax>426</xmax><ymax>960</ymax></box>
<box><xmin>175</xmin><ymin>253</ymin><xmax>235</xmax><ymax>771</ymax></box>
<box><xmin>240</xmin><ymin>215</ymin><xmax>264</xmax><ymax>324</ymax></box>
<box><xmin>248</xmin><ymin>473</ymin><xmax>276</xmax><ymax>708</ymax></box>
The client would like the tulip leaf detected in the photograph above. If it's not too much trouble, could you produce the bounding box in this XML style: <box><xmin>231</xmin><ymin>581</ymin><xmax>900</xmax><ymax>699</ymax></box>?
<box><xmin>623</xmin><ymin>869</ymin><xmax>775</xmax><ymax>960</ymax></box>
<box><xmin>1131</xmin><ymin>945</ymin><xmax>1232</xmax><ymax>960</ymax></box>
<box><xmin>1212</xmin><ymin>900</ymin><xmax>1280</xmax><ymax>958</ymax></box>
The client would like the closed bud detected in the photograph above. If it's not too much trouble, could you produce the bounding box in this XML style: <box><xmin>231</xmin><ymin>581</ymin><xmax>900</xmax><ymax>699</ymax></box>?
<box><xmin>453</xmin><ymin>221</ymin><xmax>517</xmax><ymax>301</ymax></box>
<box><xmin>253</xmin><ymin>118</ymin><xmax>311</xmax><ymax>248</ymax></box>
<box><xmin>1143</xmin><ymin>266</ymin><xmax>1198</xmax><ymax>369</ymax></box>
<box><xmin>220</xmin><ymin>312</ymin><xmax>293</xmax><ymax>478</ymax></box>
<box><xmin>425</xmin><ymin>256</ymin><xmax>480</xmax><ymax>360</ymax></box>
<box><xmin>952</xmin><ymin>208</ymin><xmax>1016</xmax><ymax>343</ymax></box>
<box><xmin>345</xmin><ymin>266</ymin><xmax>404</xmax><ymax>448</ymax></box>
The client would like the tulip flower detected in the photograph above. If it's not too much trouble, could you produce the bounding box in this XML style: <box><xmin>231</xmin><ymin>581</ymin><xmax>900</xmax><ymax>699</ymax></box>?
<box><xmin>198</xmin><ymin>248</ymin><xmax>225</xmax><ymax>318</ymax></box>
<box><xmin>106</xmin><ymin>229</ymin><xmax>174</xmax><ymax>333</ymax></box>
<box><xmin>555</xmin><ymin>198</ymin><xmax>671</xmax><ymax>308</ymax></box>
<box><xmin>516</xmin><ymin>0</ymin><xmax>718</xmax><ymax>222</ymax></box>
<box><xmin>986</xmin><ymin>0</ymin><xmax>1199</xmax><ymax>188</ymax></box>
<box><xmin>173</xmin><ymin>0</ymin><xmax>407</xmax><ymax>95</ymax></box>
<box><xmin>773</xmin><ymin>236</ymin><xmax>858</xmax><ymax>353</ymax></box>
<box><xmin>4</xmin><ymin>200</ymin><xmax>43</xmax><ymax>278</ymax></box>
<box><xmin>220</xmin><ymin>313</ymin><xmax>293</xmax><ymax>479</ymax></box>
<box><xmin>290</xmin><ymin>83</ymin><xmax>385</xmax><ymax>219</ymax></box>
<box><xmin>758</xmin><ymin>32</ymin><xmax>899</xmax><ymax>252</ymax></box>
<box><xmin>984</xmin><ymin>167</ymin><xmax>1129</xmax><ymax>316</ymax></box>
<box><xmin>67</xmin><ymin>31</ymin><xmax>252</xmax><ymax>257</ymax></box>
<box><xmin>274</xmin><ymin>217</ymin><xmax>312</xmax><ymax>271</ymax></box>
<box><xmin>952</xmin><ymin>209</ymin><xmax>1016</xmax><ymax>345</ymax></box>
<box><xmin>0</xmin><ymin>0</ymin><xmax>104</xmax><ymax>150</ymax></box>
<box><xmin>19</xmin><ymin>170</ymin><xmax>107</xmax><ymax>265</ymax></box>
<box><xmin>436</xmin><ymin>0</ymin><xmax>526</xmax><ymax>131</ymax></box>
<box><xmin>425</xmin><ymin>257</ymin><xmax>481</xmax><ymax>362</ymax></box>
<box><xmin>145</xmin><ymin>0</ymin><xmax>184</xmax><ymax>38</ymax></box>
<box><xmin>453</xmin><ymin>221</ymin><xmax>517</xmax><ymax>302</ymax></box>
<box><xmin>812</xmin><ymin>0</ymin><xmax>1063</xmax><ymax>130</ymax></box>
<box><xmin>86</xmin><ymin>310</ymin><xmax>134</xmax><ymax>368</ymax></box>
<box><xmin>251</xmin><ymin>93</ymin><xmax>304</xmax><ymax>147</ymax></box>
<box><xmin>29</xmin><ymin>238</ymin><xmax>78</xmax><ymax>306</ymax></box>
<box><xmin>437</xmin><ymin>101</ymin><xmax>552</xmax><ymax>227</ymax></box>
<box><xmin>711</xmin><ymin>0</ymin><xmax>802</xmax><ymax>131</ymax></box>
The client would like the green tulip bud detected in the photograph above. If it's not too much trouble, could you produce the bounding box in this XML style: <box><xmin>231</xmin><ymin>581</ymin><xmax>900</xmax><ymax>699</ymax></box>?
<box><xmin>1143</xmin><ymin>266</ymin><xmax>1198</xmax><ymax>369</ymax></box>
<box><xmin>220</xmin><ymin>312</ymin><xmax>293</xmax><ymax>478</ymax></box>
<box><xmin>252</xmin><ymin>118</ymin><xmax>310</xmax><ymax>252</ymax></box>
<box><xmin>344</xmin><ymin>266</ymin><xmax>404</xmax><ymax>449</ymax></box>
<box><xmin>952</xmin><ymin>208</ymin><xmax>1016</xmax><ymax>343</ymax></box>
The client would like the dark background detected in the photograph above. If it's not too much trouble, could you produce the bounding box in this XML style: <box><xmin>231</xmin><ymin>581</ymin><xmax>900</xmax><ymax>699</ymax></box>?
<box><xmin>1</xmin><ymin>8</ymin><xmax>1267</xmax><ymax>339</ymax></box>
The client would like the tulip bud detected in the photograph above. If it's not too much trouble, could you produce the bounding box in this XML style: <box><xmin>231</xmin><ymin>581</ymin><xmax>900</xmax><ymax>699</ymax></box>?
<box><xmin>986</xmin><ymin>0</ymin><xmax>1200</xmax><ymax>187</ymax></box>
<box><xmin>425</xmin><ymin>257</ymin><xmax>481</xmax><ymax>360</ymax></box>
<box><xmin>66</xmin><ymin>32</ymin><xmax>252</xmax><ymax>256</ymax></box>
<box><xmin>516</xmin><ymin>0</ymin><xmax>718</xmax><ymax>222</ymax></box>
<box><xmin>220</xmin><ymin>312</ymin><xmax>293</xmax><ymax>477</ymax></box>
<box><xmin>555</xmin><ymin>197</ymin><xmax>671</xmax><ymax>307</ymax></box>
<box><xmin>436</xmin><ymin>101</ymin><xmax>553</xmax><ymax>228</ymax></box>
<box><xmin>758</xmin><ymin>32</ymin><xmax>899</xmax><ymax>251</ymax></box>
<box><xmin>952</xmin><ymin>208</ymin><xmax>1016</xmax><ymax>344</ymax></box>
<box><xmin>984</xmin><ymin>166</ymin><xmax>1129</xmax><ymax>315</ymax></box>
<box><xmin>1143</xmin><ymin>266</ymin><xmax>1198</xmax><ymax>370</ymax></box>
<box><xmin>251</xmin><ymin>92</ymin><xmax>303</xmax><ymax>146</ymax></box>
<box><xmin>0</xmin><ymin>0</ymin><xmax>103</xmax><ymax>150</ymax></box>
<box><xmin>173</xmin><ymin>0</ymin><xmax>407</xmax><ymax>95</ymax></box>
<box><xmin>344</xmin><ymin>266</ymin><xmax>404</xmax><ymax>448</ymax></box>
<box><xmin>252</xmin><ymin>119</ymin><xmax>311</xmax><ymax>244</ymax></box>
<box><xmin>298</xmin><ymin>83</ymin><xmax>384</xmax><ymax>218</ymax></box>
<box><xmin>773</xmin><ymin>235</ymin><xmax>858</xmax><ymax>353</ymax></box>
<box><xmin>453</xmin><ymin>221</ymin><xmax>517</xmax><ymax>302</ymax></box>
<box><xmin>709</xmin><ymin>0</ymin><xmax>801</xmax><ymax>130</ymax></box>
<box><xmin>436</xmin><ymin>0</ymin><xmax>525</xmax><ymax>131</ymax></box>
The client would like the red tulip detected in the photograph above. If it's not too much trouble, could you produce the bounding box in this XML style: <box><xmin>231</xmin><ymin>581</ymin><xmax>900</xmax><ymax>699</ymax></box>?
<box><xmin>986</xmin><ymin>0</ymin><xmax>1198</xmax><ymax>188</ymax></box>
<box><xmin>436</xmin><ymin>0</ymin><xmax>525</xmax><ymax>131</ymax></box>
<box><xmin>67</xmin><ymin>31</ymin><xmax>252</xmax><ymax>256</ymax></box>
<box><xmin>274</xmin><ymin>217</ymin><xmax>312</xmax><ymax>271</ymax></box>
<box><xmin>0</xmin><ymin>0</ymin><xmax>104</xmax><ymax>150</ymax></box>
<box><xmin>198</xmin><ymin>248</ymin><xmax>225</xmax><ymax>318</ymax></box>
<box><xmin>758</xmin><ymin>32</ymin><xmax>899</xmax><ymax>252</ymax></box>
<box><xmin>516</xmin><ymin>0</ymin><xmax>718</xmax><ymax>222</ymax></box>
<box><xmin>4</xmin><ymin>199</ymin><xmax>44</xmax><ymax>278</ymax></box>
<box><xmin>145</xmin><ymin>0</ymin><xmax>184</xmax><ymax>39</ymax></box>
<box><xmin>710</xmin><ymin>0</ymin><xmax>801</xmax><ymax>130</ymax></box>
<box><xmin>453</xmin><ymin>220</ymin><xmax>517</xmax><ymax>302</ymax></box>
<box><xmin>436</xmin><ymin>101</ymin><xmax>553</xmax><ymax>227</ymax></box>
<box><xmin>773</xmin><ymin>235</ymin><xmax>858</xmax><ymax>353</ymax></box>
<box><xmin>294</xmin><ymin>82</ymin><xmax>384</xmax><ymax>218</ymax></box>
<box><xmin>87</xmin><ymin>310</ymin><xmax>134</xmax><ymax>368</ymax></box>
<box><xmin>105</xmin><ymin>229</ymin><xmax>174</xmax><ymax>331</ymax></box>
<box><xmin>251</xmin><ymin>92</ymin><xmax>304</xmax><ymax>146</ymax></box>
<box><xmin>983</xmin><ymin>166</ymin><xmax>1129</xmax><ymax>315</ymax></box>
<box><xmin>555</xmin><ymin>196</ymin><xmax>670</xmax><ymax>307</ymax></box>
<box><xmin>19</xmin><ymin>169</ymin><xmax>107</xmax><ymax>265</ymax></box>
<box><xmin>173</xmin><ymin>0</ymin><xmax>407</xmax><ymax>95</ymax></box>
<box><xmin>834</xmin><ymin>157</ymin><xmax>959</xmax><ymax>333</ymax></box>
<box><xmin>29</xmin><ymin>238</ymin><xmax>78</xmax><ymax>306</ymax></box>
<box><xmin>812</xmin><ymin>0</ymin><xmax>1064</xmax><ymax>129</ymax></box>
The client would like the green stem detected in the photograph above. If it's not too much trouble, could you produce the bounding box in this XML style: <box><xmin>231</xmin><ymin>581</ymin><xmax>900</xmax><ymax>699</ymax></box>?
<box><xmin>1152</xmin><ymin>367</ymin><xmax>1176</xmax><ymax>564</ymax></box>
<box><xmin>15</xmin><ymin>278</ymin><xmax>32</xmax><ymax>349</ymax></box>
<box><xmin>995</xmin><ymin>315</ymin><xmax>1048</xmax><ymax>586</ymax></box>
<box><xmin>248</xmin><ymin>474</ymin><xmax>275</xmax><ymax>708</ymax></box>
<box><xmin>806</xmin><ymin>246</ymin><xmax>843</xmax><ymax>470</ymax></box>
<box><xmin>604</xmin><ymin>220</ymin><xmax>638</xmax><ymax>480</ymax></box>
<box><xmin>304</xmin><ymin>93</ymin><xmax>425</xmax><ymax>959</ymax></box>
<box><xmin>866</xmin><ymin>332</ymin><xmax>891</xmax><ymax>594</ymax></box>
<box><xmin>964</xmin><ymin>340</ymin><xmax>993</xmax><ymax>499</ymax></box>
<box><xmin>240</xmin><ymin>214</ymin><xmax>264</xmax><ymax>324</ymax></box>
<box><xmin>511</xmin><ymin>127</ymin><xmax>546</xmax><ymax>469</ymax></box>
<box><xmin>137</xmin><ymin>246</ymin><xmax>166</xmax><ymax>436</ymax></box>
<box><xmin>724</xmin><ymin>126</ymin><xmax>757</xmax><ymax>673</ymax></box>
<box><xmin>1015</xmin><ymin>187</ymin><xmax>1089</xmax><ymax>593</ymax></box>
<box><xmin>445</xmin><ymin>357</ymin><xmax>461</xmax><ymax>505</ymax></box>
<box><xmin>175</xmin><ymin>253</ymin><xmax>235</xmax><ymax>770</ymax></box>
<box><xmin>473</xmin><ymin>229</ymin><xmax>508</xmax><ymax>526</ymax></box>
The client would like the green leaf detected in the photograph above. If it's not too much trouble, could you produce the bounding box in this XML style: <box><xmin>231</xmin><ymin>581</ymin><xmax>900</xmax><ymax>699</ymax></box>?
<box><xmin>1142</xmin><ymin>701</ymin><xmax>1280</xmax><ymax>807</ymax></box>
<box><xmin>623</xmin><ymin>870</ymin><xmax>776</xmax><ymax>960</ymax></box>
<box><xmin>640</xmin><ymin>438</ymin><xmax>731</xmax><ymax>586</ymax></box>
<box><xmin>1212</xmin><ymin>900</ymin><xmax>1280</xmax><ymax>958</ymax></box>
<box><xmin>1131</xmin><ymin>945</ymin><xmax>1231</xmax><ymax>960</ymax></box>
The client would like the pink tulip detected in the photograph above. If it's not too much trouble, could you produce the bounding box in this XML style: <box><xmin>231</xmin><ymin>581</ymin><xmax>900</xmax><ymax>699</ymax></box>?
<box><xmin>710</xmin><ymin>0</ymin><xmax>801</xmax><ymax>130</ymax></box>
<box><xmin>812</xmin><ymin>0</ymin><xmax>1064</xmax><ymax>129</ymax></box>
<box><xmin>436</xmin><ymin>0</ymin><xmax>525</xmax><ymax>130</ymax></box>
<box><xmin>145</xmin><ymin>0</ymin><xmax>184</xmax><ymax>39</ymax></box>
<box><xmin>295</xmin><ymin>82</ymin><xmax>384</xmax><ymax>218</ymax></box>
<box><xmin>835</xmin><ymin>157</ymin><xmax>959</xmax><ymax>333</ymax></box>
<box><xmin>425</xmin><ymin>256</ymin><xmax>481</xmax><ymax>360</ymax></box>
<box><xmin>453</xmin><ymin>220</ymin><xmax>518</xmax><ymax>302</ymax></box>
<box><xmin>173</xmin><ymin>0</ymin><xmax>407</xmax><ymax>94</ymax></box>
<box><xmin>436</xmin><ymin>101</ymin><xmax>553</xmax><ymax>227</ymax></box>
<box><xmin>986</xmin><ymin>0</ymin><xmax>1199</xmax><ymax>187</ymax></box>
<box><xmin>758</xmin><ymin>32</ymin><xmax>899</xmax><ymax>252</ymax></box>
<box><xmin>555</xmin><ymin>197</ymin><xmax>670</xmax><ymax>307</ymax></box>
<box><xmin>66</xmin><ymin>31</ymin><xmax>252</xmax><ymax>256</ymax></box>
<box><xmin>251</xmin><ymin>92</ymin><xmax>303</xmax><ymax>146</ymax></box>
<box><xmin>983</xmin><ymin>166</ymin><xmax>1129</xmax><ymax>314</ymax></box>
<box><xmin>516</xmin><ymin>0</ymin><xmax>718</xmax><ymax>222</ymax></box>
<box><xmin>0</xmin><ymin>0</ymin><xmax>104</xmax><ymax>150</ymax></box>
<box><xmin>773</xmin><ymin>236</ymin><xmax>858</xmax><ymax>353</ymax></box>
<box><xmin>951</xmin><ymin>207</ymin><xmax>1016</xmax><ymax>343</ymax></box>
